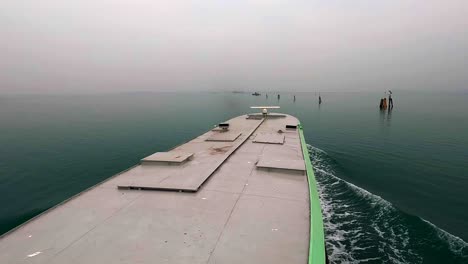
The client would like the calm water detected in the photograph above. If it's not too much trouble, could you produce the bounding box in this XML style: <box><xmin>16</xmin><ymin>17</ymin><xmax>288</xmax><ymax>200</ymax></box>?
<box><xmin>0</xmin><ymin>91</ymin><xmax>467</xmax><ymax>263</ymax></box>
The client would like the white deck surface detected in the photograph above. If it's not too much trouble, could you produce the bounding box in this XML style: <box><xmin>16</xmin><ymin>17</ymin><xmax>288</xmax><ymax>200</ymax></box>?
<box><xmin>0</xmin><ymin>114</ymin><xmax>310</xmax><ymax>264</ymax></box>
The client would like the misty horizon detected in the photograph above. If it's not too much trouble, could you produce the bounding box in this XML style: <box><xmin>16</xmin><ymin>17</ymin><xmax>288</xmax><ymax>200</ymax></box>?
<box><xmin>1</xmin><ymin>0</ymin><xmax>467</xmax><ymax>94</ymax></box>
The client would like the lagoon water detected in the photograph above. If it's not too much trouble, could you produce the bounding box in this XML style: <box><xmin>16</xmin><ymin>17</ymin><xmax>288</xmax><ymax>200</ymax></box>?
<box><xmin>0</xmin><ymin>91</ymin><xmax>467</xmax><ymax>263</ymax></box>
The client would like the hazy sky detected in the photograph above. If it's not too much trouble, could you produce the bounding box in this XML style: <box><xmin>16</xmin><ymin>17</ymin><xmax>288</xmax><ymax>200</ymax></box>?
<box><xmin>1</xmin><ymin>0</ymin><xmax>467</xmax><ymax>93</ymax></box>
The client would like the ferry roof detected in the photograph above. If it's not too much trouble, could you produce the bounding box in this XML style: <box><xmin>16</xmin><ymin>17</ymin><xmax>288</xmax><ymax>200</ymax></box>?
<box><xmin>0</xmin><ymin>113</ymin><xmax>325</xmax><ymax>264</ymax></box>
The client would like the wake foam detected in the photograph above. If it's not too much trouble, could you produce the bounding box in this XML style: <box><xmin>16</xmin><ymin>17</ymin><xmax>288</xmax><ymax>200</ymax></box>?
<box><xmin>422</xmin><ymin>219</ymin><xmax>468</xmax><ymax>256</ymax></box>
<box><xmin>307</xmin><ymin>145</ymin><xmax>468</xmax><ymax>263</ymax></box>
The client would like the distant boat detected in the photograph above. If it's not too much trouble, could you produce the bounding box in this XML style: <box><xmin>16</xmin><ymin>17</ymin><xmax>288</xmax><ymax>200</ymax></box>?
<box><xmin>252</xmin><ymin>92</ymin><xmax>261</xmax><ymax>96</ymax></box>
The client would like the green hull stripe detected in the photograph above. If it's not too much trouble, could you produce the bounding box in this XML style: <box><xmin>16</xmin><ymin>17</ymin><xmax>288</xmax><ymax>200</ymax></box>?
<box><xmin>299</xmin><ymin>124</ymin><xmax>326</xmax><ymax>264</ymax></box>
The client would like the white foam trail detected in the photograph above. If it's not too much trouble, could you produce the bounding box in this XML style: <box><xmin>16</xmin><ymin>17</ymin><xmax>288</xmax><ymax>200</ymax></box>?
<box><xmin>307</xmin><ymin>144</ymin><xmax>327</xmax><ymax>154</ymax></box>
<box><xmin>317</xmin><ymin>162</ymin><xmax>468</xmax><ymax>255</ymax></box>
<box><xmin>315</xmin><ymin>165</ymin><xmax>421</xmax><ymax>263</ymax></box>
<box><xmin>422</xmin><ymin>219</ymin><xmax>468</xmax><ymax>255</ymax></box>
<box><xmin>310</xmin><ymin>144</ymin><xmax>468</xmax><ymax>262</ymax></box>
<box><xmin>315</xmin><ymin>168</ymin><xmax>392</xmax><ymax>208</ymax></box>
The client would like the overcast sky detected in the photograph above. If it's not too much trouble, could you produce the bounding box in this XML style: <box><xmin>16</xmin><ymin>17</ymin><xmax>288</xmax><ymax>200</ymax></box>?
<box><xmin>1</xmin><ymin>0</ymin><xmax>467</xmax><ymax>93</ymax></box>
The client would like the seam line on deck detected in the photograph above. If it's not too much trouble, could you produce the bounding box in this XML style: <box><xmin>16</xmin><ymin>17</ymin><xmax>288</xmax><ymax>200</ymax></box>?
<box><xmin>49</xmin><ymin>192</ymin><xmax>144</xmax><ymax>261</ymax></box>
<box><xmin>204</xmin><ymin>187</ymin><xmax>307</xmax><ymax>203</ymax></box>
<box><xmin>195</xmin><ymin>118</ymin><xmax>265</xmax><ymax>192</ymax></box>
<box><xmin>204</xmin><ymin>133</ymin><xmax>265</xmax><ymax>263</ymax></box>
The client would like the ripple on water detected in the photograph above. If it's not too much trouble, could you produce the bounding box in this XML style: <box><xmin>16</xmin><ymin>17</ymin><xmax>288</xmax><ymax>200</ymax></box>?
<box><xmin>307</xmin><ymin>145</ymin><xmax>468</xmax><ymax>264</ymax></box>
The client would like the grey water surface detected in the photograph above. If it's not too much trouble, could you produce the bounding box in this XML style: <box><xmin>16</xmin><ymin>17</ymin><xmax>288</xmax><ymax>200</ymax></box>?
<box><xmin>0</xmin><ymin>91</ymin><xmax>467</xmax><ymax>263</ymax></box>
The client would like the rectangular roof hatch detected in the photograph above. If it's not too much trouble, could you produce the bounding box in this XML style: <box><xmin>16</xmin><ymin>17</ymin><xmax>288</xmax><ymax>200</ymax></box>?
<box><xmin>141</xmin><ymin>152</ymin><xmax>194</xmax><ymax>165</ymax></box>
<box><xmin>256</xmin><ymin>158</ymin><xmax>306</xmax><ymax>173</ymax></box>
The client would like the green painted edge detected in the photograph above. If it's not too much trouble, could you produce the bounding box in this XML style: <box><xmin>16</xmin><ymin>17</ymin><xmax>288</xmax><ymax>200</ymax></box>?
<box><xmin>299</xmin><ymin>123</ymin><xmax>326</xmax><ymax>264</ymax></box>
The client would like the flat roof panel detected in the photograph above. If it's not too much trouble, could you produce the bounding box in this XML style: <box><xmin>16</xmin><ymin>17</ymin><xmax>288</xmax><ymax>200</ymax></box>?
<box><xmin>253</xmin><ymin>133</ymin><xmax>285</xmax><ymax>144</ymax></box>
<box><xmin>141</xmin><ymin>152</ymin><xmax>194</xmax><ymax>163</ymax></box>
<box><xmin>244</xmin><ymin>168</ymin><xmax>309</xmax><ymax>202</ymax></box>
<box><xmin>118</xmin><ymin>118</ymin><xmax>263</xmax><ymax>192</ymax></box>
<box><xmin>256</xmin><ymin>158</ymin><xmax>305</xmax><ymax>172</ymax></box>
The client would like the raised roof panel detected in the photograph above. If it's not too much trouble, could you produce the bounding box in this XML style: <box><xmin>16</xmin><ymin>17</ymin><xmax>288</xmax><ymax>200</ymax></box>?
<box><xmin>141</xmin><ymin>152</ymin><xmax>194</xmax><ymax>164</ymax></box>
<box><xmin>253</xmin><ymin>133</ymin><xmax>285</xmax><ymax>144</ymax></box>
<box><xmin>256</xmin><ymin>158</ymin><xmax>305</xmax><ymax>172</ymax></box>
<box><xmin>117</xmin><ymin>118</ymin><xmax>263</xmax><ymax>192</ymax></box>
